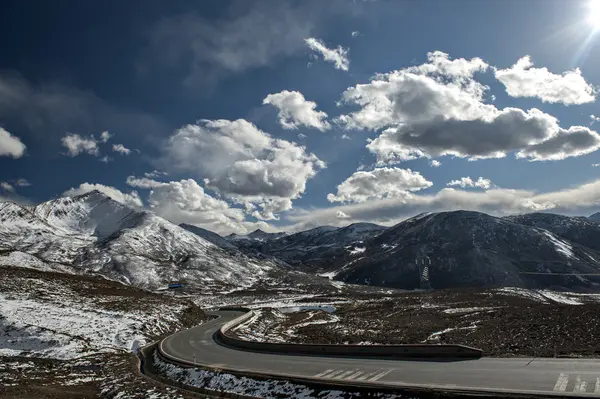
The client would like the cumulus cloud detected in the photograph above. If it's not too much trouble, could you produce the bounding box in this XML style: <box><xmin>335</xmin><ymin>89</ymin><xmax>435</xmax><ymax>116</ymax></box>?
<box><xmin>61</xmin><ymin>134</ymin><xmax>99</xmax><ymax>157</ymax></box>
<box><xmin>99</xmin><ymin>156</ymin><xmax>112</xmax><ymax>163</ymax></box>
<box><xmin>351</xmin><ymin>31</ymin><xmax>360</xmax><ymax>37</ymax></box>
<box><xmin>112</xmin><ymin>143</ymin><xmax>132</xmax><ymax>155</ymax></box>
<box><xmin>495</xmin><ymin>56</ymin><xmax>596</xmax><ymax>105</ymax></box>
<box><xmin>126</xmin><ymin>176</ymin><xmax>274</xmax><ymax>235</ymax></box>
<box><xmin>99</xmin><ymin>131</ymin><xmax>112</xmax><ymax>143</ymax></box>
<box><xmin>447</xmin><ymin>176</ymin><xmax>493</xmax><ymax>189</ymax></box>
<box><xmin>336</xmin><ymin>51</ymin><xmax>600</xmax><ymax>163</ymax></box>
<box><xmin>341</xmin><ymin>134</ymin><xmax>351</xmax><ymax>140</ymax></box>
<box><xmin>327</xmin><ymin>167</ymin><xmax>432</xmax><ymax>203</ymax></box>
<box><xmin>144</xmin><ymin>170</ymin><xmax>168</xmax><ymax>179</ymax></box>
<box><xmin>1</xmin><ymin>182</ymin><xmax>14</xmax><ymax>192</ymax></box>
<box><xmin>62</xmin><ymin>183</ymin><xmax>143</xmax><ymax>208</ymax></box>
<box><xmin>430</xmin><ymin>160</ymin><xmax>441</xmax><ymax>167</ymax></box>
<box><xmin>285</xmin><ymin>179</ymin><xmax>600</xmax><ymax>230</ymax></box>
<box><xmin>0</xmin><ymin>127</ymin><xmax>26</xmax><ymax>158</ymax></box>
<box><xmin>591</xmin><ymin>115</ymin><xmax>600</xmax><ymax>125</ymax></box>
<box><xmin>263</xmin><ymin>90</ymin><xmax>330</xmax><ymax>131</ymax></box>
<box><xmin>304</xmin><ymin>37</ymin><xmax>349</xmax><ymax>71</ymax></box>
<box><xmin>161</xmin><ymin>119</ymin><xmax>325</xmax><ymax>219</ymax></box>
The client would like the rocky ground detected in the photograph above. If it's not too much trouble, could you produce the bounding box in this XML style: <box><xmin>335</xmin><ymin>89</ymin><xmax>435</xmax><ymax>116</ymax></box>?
<box><xmin>229</xmin><ymin>287</ymin><xmax>600</xmax><ymax>357</ymax></box>
<box><xmin>0</xmin><ymin>265</ymin><xmax>208</xmax><ymax>398</ymax></box>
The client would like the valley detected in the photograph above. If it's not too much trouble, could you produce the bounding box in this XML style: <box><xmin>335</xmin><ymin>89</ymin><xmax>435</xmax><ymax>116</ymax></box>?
<box><xmin>4</xmin><ymin>190</ymin><xmax>600</xmax><ymax>397</ymax></box>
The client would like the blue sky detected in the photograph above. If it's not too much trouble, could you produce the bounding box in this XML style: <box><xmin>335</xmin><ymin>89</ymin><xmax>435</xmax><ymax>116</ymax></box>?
<box><xmin>1</xmin><ymin>0</ymin><xmax>599</xmax><ymax>234</ymax></box>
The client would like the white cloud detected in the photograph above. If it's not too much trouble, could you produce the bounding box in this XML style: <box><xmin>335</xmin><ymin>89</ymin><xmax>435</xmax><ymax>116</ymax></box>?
<box><xmin>126</xmin><ymin>176</ymin><xmax>273</xmax><ymax>235</ymax></box>
<box><xmin>341</xmin><ymin>134</ymin><xmax>351</xmax><ymax>140</ymax></box>
<box><xmin>593</xmin><ymin>163</ymin><xmax>600</xmax><ymax>167</ymax></box>
<box><xmin>263</xmin><ymin>90</ymin><xmax>330</xmax><ymax>131</ymax></box>
<box><xmin>62</xmin><ymin>183</ymin><xmax>143</xmax><ymax>208</ymax></box>
<box><xmin>14</xmin><ymin>178</ymin><xmax>31</xmax><ymax>187</ymax></box>
<box><xmin>99</xmin><ymin>156</ymin><xmax>111</xmax><ymax>163</ymax></box>
<box><xmin>285</xmin><ymin>179</ymin><xmax>600</xmax><ymax>230</ymax></box>
<box><xmin>144</xmin><ymin>170</ymin><xmax>168</xmax><ymax>178</ymax></box>
<box><xmin>335</xmin><ymin>51</ymin><xmax>600</xmax><ymax>163</ymax></box>
<box><xmin>495</xmin><ymin>56</ymin><xmax>596</xmax><ymax>105</ymax></box>
<box><xmin>430</xmin><ymin>160</ymin><xmax>441</xmax><ymax>167</ymax></box>
<box><xmin>61</xmin><ymin>134</ymin><xmax>99</xmax><ymax>157</ymax></box>
<box><xmin>327</xmin><ymin>167</ymin><xmax>433</xmax><ymax>203</ymax></box>
<box><xmin>591</xmin><ymin>115</ymin><xmax>600</xmax><ymax>125</ymax></box>
<box><xmin>99</xmin><ymin>131</ymin><xmax>112</xmax><ymax>143</ymax></box>
<box><xmin>447</xmin><ymin>176</ymin><xmax>493</xmax><ymax>189</ymax></box>
<box><xmin>112</xmin><ymin>143</ymin><xmax>132</xmax><ymax>155</ymax></box>
<box><xmin>1</xmin><ymin>182</ymin><xmax>14</xmax><ymax>192</ymax></box>
<box><xmin>335</xmin><ymin>51</ymin><xmax>491</xmax><ymax>131</ymax></box>
<box><xmin>304</xmin><ymin>37</ymin><xmax>349</xmax><ymax>71</ymax></box>
<box><xmin>297</xmin><ymin>133</ymin><xmax>307</xmax><ymax>139</ymax></box>
<box><xmin>351</xmin><ymin>31</ymin><xmax>360</xmax><ymax>37</ymax></box>
<box><xmin>0</xmin><ymin>127</ymin><xmax>26</xmax><ymax>158</ymax></box>
<box><xmin>161</xmin><ymin>119</ymin><xmax>325</xmax><ymax>219</ymax></box>
<box><xmin>336</xmin><ymin>210</ymin><xmax>350</xmax><ymax>218</ymax></box>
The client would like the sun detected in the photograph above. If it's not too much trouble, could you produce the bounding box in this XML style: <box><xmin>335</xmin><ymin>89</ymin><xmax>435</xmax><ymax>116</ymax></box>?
<box><xmin>588</xmin><ymin>0</ymin><xmax>600</xmax><ymax>30</ymax></box>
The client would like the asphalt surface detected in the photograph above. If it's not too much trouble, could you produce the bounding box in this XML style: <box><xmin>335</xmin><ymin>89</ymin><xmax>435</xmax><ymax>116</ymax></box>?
<box><xmin>160</xmin><ymin>310</ymin><xmax>600</xmax><ymax>396</ymax></box>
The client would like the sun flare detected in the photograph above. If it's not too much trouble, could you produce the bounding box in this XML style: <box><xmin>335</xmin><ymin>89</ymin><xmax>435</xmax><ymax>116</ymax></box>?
<box><xmin>588</xmin><ymin>0</ymin><xmax>600</xmax><ymax>30</ymax></box>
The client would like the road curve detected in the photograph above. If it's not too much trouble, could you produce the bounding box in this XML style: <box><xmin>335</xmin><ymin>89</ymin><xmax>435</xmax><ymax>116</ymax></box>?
<box><xmin>160</xmin><ymin>310</ymin><xmax>600</xmax><ymax>397</ymax></box>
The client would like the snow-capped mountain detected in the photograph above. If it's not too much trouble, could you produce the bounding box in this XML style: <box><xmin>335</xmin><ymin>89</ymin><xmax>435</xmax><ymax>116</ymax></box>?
<box><xmin>0</xmin><ymin>191</ymin><xmax>281</xmax><ymax>290</ymax></box>
<box><xmin>234</xmin><ymin>223</ymin><xmax>386</xmax><ymax>267</ymax></box>
<box><xmin>312</xmin><ymin>211</ymin><xmax>600</xmax><ymax>290</ymax></box>
<box><xmin>226</xmin><ymin>229</ymin><xmax>288</xmax><ymax>242</ymax></box>
<box><xmin>179</xmin><ymin>223</ymin><xmax>238</xmax><ymax>249</ymax></box>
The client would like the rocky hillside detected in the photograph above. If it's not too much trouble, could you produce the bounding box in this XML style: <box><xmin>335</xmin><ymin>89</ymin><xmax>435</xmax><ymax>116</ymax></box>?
<box><xmin>234</xmin><ymin>223</ymin><xmax>386</xmax><ymax>267</ymax></box>
<box><xmin>0</xmin><ymin>191</ymin><xmax>282</xmax><ymax>290</ymax></box>
<box><xmin>179</xmin><ymin>223</ymin><xmax>238</xmax><ymax>249</ymax></box>
<box><xmin>505</xmin><ymin>213</ymin><xmax>600</xmax><ymax>253</ymax></box>
<box><xmin>226</xmin><ymin>229</ymin><xmax>288</xmax><ymax>242</ymax></box>
<box><xmin>314</xmin><ymin>211</ymin><xmax>600</xmax><ymax>290</ymax></box>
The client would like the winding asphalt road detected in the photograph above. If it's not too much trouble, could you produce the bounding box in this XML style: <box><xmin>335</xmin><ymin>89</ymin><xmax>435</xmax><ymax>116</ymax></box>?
<box><xmin>160</xmin><ymin>310</ymin><xmax>600</xmax><ymax>396</ymax></box>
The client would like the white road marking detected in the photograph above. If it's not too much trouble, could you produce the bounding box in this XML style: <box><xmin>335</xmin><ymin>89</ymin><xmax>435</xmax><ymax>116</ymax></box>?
<box><xmin>573</xmin><ymin>376</ymin><xmax>585</xmax><ymax>393</ymax></box>
<box><xmin>553</xmin><ymin>373</ymin><xmax>569</xmax><ymax>392</ymax></box>
<box><xmin>313</xmin><ymin>369</ymin><xmax>334</xmax><ymax>378</ymax></box>
<box><xmin>323</xmin><ymin>369</ymin><xmax>347</xmax><ymax>379</ymax></box>
<box><xmin>355</xmin><ymin>370</ymin><xmax>379</xmax><ymax>380</ymax></box>
<box><xmin>336</xmin><ymin>370</ymin><xmax>358</xmax><ymax>379</ymax></box>
<box><xmin>345</xmin><ymin>370</ymin><xmax>365</xmax><ymax>380</ymax></box>
<box><xmin>368</xmin><ymin>369</ymin><xmax>393</xmax><ymax>381</ymax></box>
<box><xmin>595</xmin><ymin>377</ymin><xmax>600</xmax><ymax>393</ymax></box>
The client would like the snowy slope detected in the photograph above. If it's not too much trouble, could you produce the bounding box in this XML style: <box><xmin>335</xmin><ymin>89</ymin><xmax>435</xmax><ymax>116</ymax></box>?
<box><xmin>314</xmin><ymin>211</ymin><xmax>600</xmax><ymax>290</ymax></box>
<box><xmin>0</xmin><ymin>191</ymin><xmax>280</xmax><ymax>290</ymax></box>
<box><xmin>179</xmin><ymin>223</ymin><xmax>238</xmax><ymax>249</ymax></box>
<box><xmin>226</xmin><ymin>229</ymin><xmax>288</xmax><ymax>242</ymax></box>
<box><xmin>234</xmin><ymin>223</ymin><xmax>386</xmax><ymax>267</ymax></box>
<box><xmin>505</xmin><ymin>213</ymin><xmax>600</xmax><ymax>253</ymax></box>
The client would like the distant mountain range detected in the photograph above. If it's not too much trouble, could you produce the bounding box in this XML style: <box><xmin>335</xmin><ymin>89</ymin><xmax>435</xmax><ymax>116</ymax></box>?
<box><xmin>2</xmin><ymin>191</ymin><xmax>600</xmax><ymax>291</ymax></box>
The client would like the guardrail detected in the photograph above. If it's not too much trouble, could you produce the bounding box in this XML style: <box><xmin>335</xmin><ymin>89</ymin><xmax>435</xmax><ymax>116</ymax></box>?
<box><xmin>218</xmin><ymin>309</ymin><xmax>483</xmax><ymax>359</ymax></box>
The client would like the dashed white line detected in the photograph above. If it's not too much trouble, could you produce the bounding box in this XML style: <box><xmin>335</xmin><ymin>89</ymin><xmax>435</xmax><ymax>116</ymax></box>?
<box><xmin>355</xmin><ymin>370</ymin><xmax>379</xmax><ymax>380</ymax></box>
<box><xmin>595</xmin><ymin>377</ymin><xmax>600</xmax><ymax>393</ymax></box>
<box><xmin>323</xmin><ymin>369</ymin><xmax>347</xmax><ymax>379</ymax></box>
<box><xmin>553</xmin><ymin>373</ymin><xmax>569</xmax><ymax>392</ymax></box>
<box><xmin>573</xmin><ymin>376</ymin><xmax>585</xmax><ymax>393</ymax></box>
<box><xmin>345</xmin><ymin>370</ymin><xmax>365</xmax><ymax>380</ymax></box>
<box><xmin>368</xmin><ymin>369</ymin><xmax>393</xmax><ymax>382</ymax></box>
<box><xmin>336</xmin><ymin>370</ymin><xmax>358</xmax><ymax>379</ymax></box>
<box><xmin>313</xmin><ymin>369</ymin><xmax>334</xmax><ymax>378</ymax></box>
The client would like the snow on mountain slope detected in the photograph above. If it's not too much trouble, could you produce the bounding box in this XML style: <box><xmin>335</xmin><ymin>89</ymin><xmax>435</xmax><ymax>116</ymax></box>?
<box><xmin>226</xmin><ymin>229</ymin><xmax>288</xmax><ymax>242</ymax></box>
<box><xmin>180</xmin><ymin>223</ymin><xmax>238</xmax><ymax>249</ymax></box>
<box><xmin>316</xmin><ymin>211</ymin><xmax>600</xmax><ymax>290</ymax></box>
<box><xmin>505</xmin><ymin>213</ymin><xmax>600</xmax><ymax>253</ymax></box>
<box><xmin>0</xmin><ymin>191</ymin><xmax>281</xmax><ymax>290</ymax></box>
<box><xmin>234</xmin><ymin>223</ymin><xmax>386</xmax><ymax>267</ymax></box>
